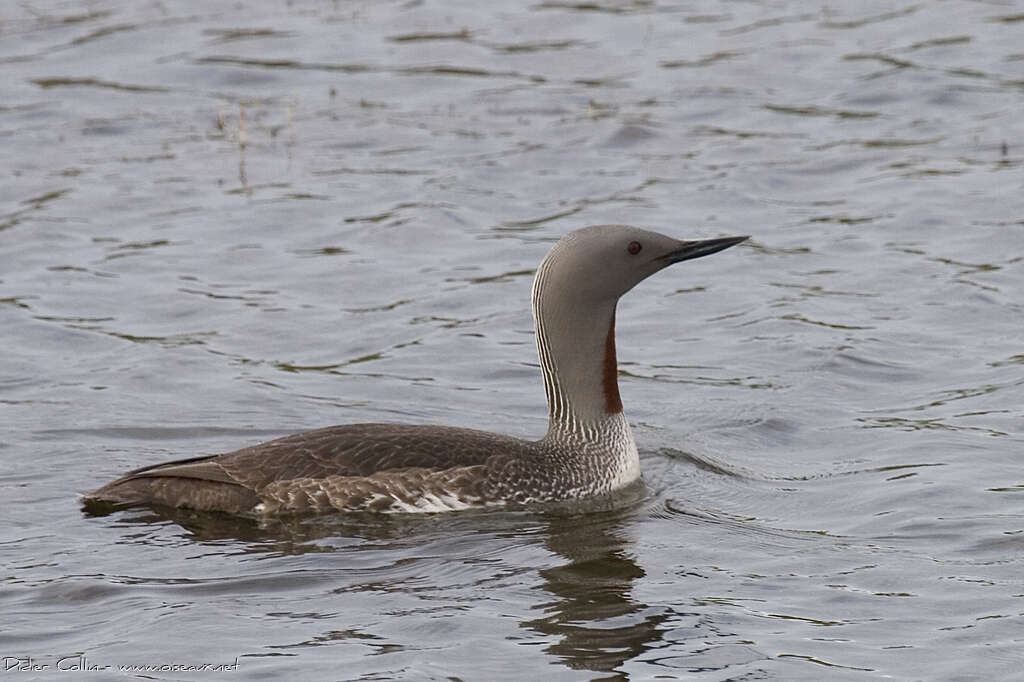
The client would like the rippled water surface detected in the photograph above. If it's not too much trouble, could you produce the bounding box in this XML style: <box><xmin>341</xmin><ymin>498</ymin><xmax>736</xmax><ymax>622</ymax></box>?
<box><xmin>3</xmin><ymin>1</ymin><xmax>1023</xmax><ymax>680</ymax></box>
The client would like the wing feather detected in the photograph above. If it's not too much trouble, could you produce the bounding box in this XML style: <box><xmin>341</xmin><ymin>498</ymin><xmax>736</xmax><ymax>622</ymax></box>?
<box><xmin>87</xmin><ymin>423</ymin><xmax>537</xmax><ymax>512</ymax></box>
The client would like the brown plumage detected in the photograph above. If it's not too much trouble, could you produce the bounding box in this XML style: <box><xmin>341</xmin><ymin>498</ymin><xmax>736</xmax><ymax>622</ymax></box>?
<box><xmin>90</xmin><ymin>424</ymin><xmax>543</xmax><ymax>513</ymax></box>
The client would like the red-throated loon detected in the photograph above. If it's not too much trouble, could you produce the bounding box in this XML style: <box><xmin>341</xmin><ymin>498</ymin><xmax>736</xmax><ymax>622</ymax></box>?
<box><xmin>86</xmin><ymin>226</ymin><xmax>747</xmax><ymax>514</ymax></box>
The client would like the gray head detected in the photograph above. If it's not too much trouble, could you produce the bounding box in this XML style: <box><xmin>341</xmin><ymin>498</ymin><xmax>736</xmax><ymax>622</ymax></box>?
<box><xmin>534</xmin><ymin>225</ymin><xmax>748</xmax><ymax>307</ymax></box>
<box><xmin>531</xmin><ymin>225</ymin><xmax>748</xmax><ymax>432</ymax></box>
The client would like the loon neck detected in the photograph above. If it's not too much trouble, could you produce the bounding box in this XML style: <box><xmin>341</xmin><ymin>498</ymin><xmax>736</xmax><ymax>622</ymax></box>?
<box><xmin>533</xmin><ymin>276</ymin><xmax>626</xmax><ymax>437</ymax></box>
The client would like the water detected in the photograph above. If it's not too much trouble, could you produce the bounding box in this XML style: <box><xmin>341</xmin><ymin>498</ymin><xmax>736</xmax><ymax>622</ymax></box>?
<box><xmin>2</xmin><ymin>0</ymin><xmax>1023</xmax><ymax>679</ymax></box>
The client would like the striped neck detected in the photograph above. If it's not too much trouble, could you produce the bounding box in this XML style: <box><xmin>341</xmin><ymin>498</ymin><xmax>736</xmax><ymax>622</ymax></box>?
<box><xmin>532</xmin><ymin>256</ymin><xmax>626</xmax><ymax>437</ymax></box>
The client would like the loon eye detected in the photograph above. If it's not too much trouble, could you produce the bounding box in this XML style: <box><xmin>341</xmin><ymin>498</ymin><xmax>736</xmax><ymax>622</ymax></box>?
<box><xmin>627</xmin><ymin>241</ymin><xmax>642</xmax><ymax>256</ymax></box>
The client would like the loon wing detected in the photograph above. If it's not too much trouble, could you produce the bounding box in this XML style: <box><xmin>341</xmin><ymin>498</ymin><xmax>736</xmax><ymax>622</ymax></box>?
<box><xmin>85</xmin><ymin>423</ymin><xmax>531</xmax><ymax>513</ymax></box>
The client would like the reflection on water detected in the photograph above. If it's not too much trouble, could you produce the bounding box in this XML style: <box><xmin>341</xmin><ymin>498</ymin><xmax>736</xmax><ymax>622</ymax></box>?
<box><xmin>525</xmin><ymin>514</ymin><xmax>667</xmax><ymax>679</ymax></box>
<box><xmin>89</xmin><ymin>502</ymin><xmax>666</xmax><ymax>679</ymax></box>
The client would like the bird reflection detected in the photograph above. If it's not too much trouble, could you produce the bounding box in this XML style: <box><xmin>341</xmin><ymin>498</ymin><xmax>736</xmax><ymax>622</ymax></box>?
<box><xmin>524</xmin><ymin>511</ymin><xmax>669</xmax><ymax>679</ymax></box>
<box><xmin>85</xmin><ymin>493</ymin><xmax>667</xmax><ymax>678</ymax></box>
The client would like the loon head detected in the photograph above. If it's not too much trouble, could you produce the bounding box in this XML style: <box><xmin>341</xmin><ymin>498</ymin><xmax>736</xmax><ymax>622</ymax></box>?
<box><xmin>533</xmin><ymin>225</ymin><xmax>748</xmax><ymax>307</ymax></box>
<box><xmin>531</xmin><ymin>225</ymin><xmax>748</xmax><ymax>428</ymax></box>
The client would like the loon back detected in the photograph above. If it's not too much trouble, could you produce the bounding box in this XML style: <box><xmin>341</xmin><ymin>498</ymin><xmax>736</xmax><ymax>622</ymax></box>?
<box><xmin>87</xmin><ymin>424</ymin><xmax>530</xmax><ymax>513</ymax></box>
<box><xmin>86</xmin><ymin>420</ymin><xmax>639</xmax><ymax>513</ymax></box>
